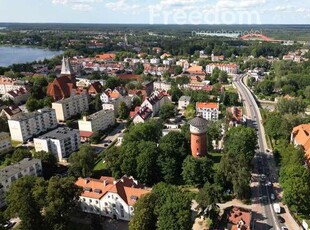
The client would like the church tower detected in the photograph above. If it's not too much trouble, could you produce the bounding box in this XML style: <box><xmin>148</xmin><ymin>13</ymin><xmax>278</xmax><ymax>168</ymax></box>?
<box><xmin>60</xmin><ymin>56</ymin><xmax>74</xmax><ymax>76</ymax></box>
<box><xmin>188</xmin><ymin>115</ymin><xmax>208</xmax><ymax>157</ymax></box>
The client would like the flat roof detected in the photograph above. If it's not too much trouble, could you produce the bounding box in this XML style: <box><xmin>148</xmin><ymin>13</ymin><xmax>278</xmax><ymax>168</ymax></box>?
<box><xmin>9</xmin><ymin>108</ymin><xmax>55</xmax><ymax>122</ymax></box>
<box><xmin>0</xmin><ymin>158</ymin><xmax>41</xmax><ymax>182</ymax></box>
<box><xmin>36</xmin><ymin>127</ymin><xmax>79</xmax><ymax>140</ymax></box>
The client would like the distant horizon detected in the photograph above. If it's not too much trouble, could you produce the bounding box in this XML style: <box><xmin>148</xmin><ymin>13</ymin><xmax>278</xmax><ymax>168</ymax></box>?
<box><xmin>1</xmin><ymin>22</ymin><xmax>310</xmax><ymax>26</ymax></box>
<box><xmin>1</xmin><ymin>0</ymin><xmax>310</xmax><ymax>25</ymax></box>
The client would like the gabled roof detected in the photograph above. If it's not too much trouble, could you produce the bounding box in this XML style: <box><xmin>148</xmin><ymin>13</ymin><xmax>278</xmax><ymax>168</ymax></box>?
<box><xmin>75</xmin><ymin>175</ymin><xmax>149</xmax><ymax>205</ymax></box>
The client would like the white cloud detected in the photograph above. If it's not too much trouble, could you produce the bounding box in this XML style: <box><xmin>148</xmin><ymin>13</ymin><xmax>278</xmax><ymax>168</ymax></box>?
<box><xmin>216</xmin><ymin>0</ymin><xmax>267</xmax><ymax>10</ymax></box>
<box><xmin>51</xmin><ymin>0</ymin><xmax>102</xmax><ymax>11</ymax></box>
<box><xmin>105</xmin><ymin>0</ymin><xmax>145</xmax><ymax>14</ymax></box>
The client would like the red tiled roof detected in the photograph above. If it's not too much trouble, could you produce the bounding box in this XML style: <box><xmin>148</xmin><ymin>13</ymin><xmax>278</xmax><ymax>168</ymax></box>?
<box><xmin>75</xmin><ymin>176</ymin><xmax>149</xmax><ymax>205</ymax></box>
<box><xmin>79</xmin><ymin>131</ymin><xmax>93</xmax><ymax>138</ymax></box>
<box><xmin>46</xmin><ymin>75</ymin><xmax>77</xmax><ymax>100</ymax></box>
<box><xmin>196</xmin><ymin>102</ymin><xmax>219</xmax><ymax>109</ymax></box>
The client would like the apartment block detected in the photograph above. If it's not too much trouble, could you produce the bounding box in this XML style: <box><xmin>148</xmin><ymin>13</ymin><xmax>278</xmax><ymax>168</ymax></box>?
<box><xmin>52</xmin><ymin>93</ymin><xmax>89</xmax><ymax>122</ymax></box>
<box><xmin>8</xmin><ymin>108</ymin><xmax>57</xmax><ymax>142</ymax></box>
<box><xmin>78</xmin><ymin>109</ymin><xmax>115</xmax><ymax>133</ymax></box>
<box><xmin>0</xmin><ymin>158</ymin><xmax>42</xmax><ymax>208</ymax></box>
<box><xmin>0</xmin><ymin>77</ymin><xmax>26</xmax><ymax>95</ymax></box>
<box><xmin>0</xmin><ymin>132</ymin><xmax>12</xmax><ymax>154</ymax></box>
<box><xmin>34</xmin><ymin>127</ymin><xmax>80</xmax><ymax>162</ymax></box>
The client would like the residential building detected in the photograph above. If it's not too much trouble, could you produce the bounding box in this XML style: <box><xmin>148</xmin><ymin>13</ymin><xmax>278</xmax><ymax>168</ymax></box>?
<box><xmin>206</xmin><ymin>63</ymin><xmax>238</xmax><ymax>74</ymax></box>
<box><xmin>227</xmin><ymin>107</ymin><xmax>244</xmax><ymax>127</ymax></box>
<box><xmin>0</xmin><ymin>158</ymin><xmax>42</xmax><ymax>208</ymax></box>
<box><xmin>211</xmin><ymin>53</ymin><xmax>225</xmax><ymax>62</ymax></box>
<box><xmin>140</xmin><ymin>91</ymin><xmax>171</xmax><ymax>117</ymax></box>
<box><xmin>153</xmin><ymin>81</ymin><xmax>171</xmax><ymax>92</ymax></box>
<box><xmin>0</xmin><ymin>132</ymin><xmax>12</xmax><ymax>154</ymax></box>
<box><xmin>186</xmin><ymin>65</ymin><xmax>205</xmax><ymax>75</ymax></box>
<box><xmin>291</xmin><ymin>124</ymin><xmax>310</xmax><ymax>164</ymax></box>
<box><xmin>2</xmin><ymin>87</ymin><xmax>30</xmax><ymax>104</ymax></box>
<box><xmin>87</xmin><ymin>81</ymin><xmax>103</xmax><ymax>97</ymax></box>
<box><xmin>196</xmin><ymin>102</ymin><xmax>219</xmax><ymax>120</ymax></box>
<box><xmin>0</xmin><ymin>77</ymin><xmax>26</xmax><ymax>95</ymax></box>
<box><xmin>222</xmin><ymin>206</ymin><xmax>252</xmax><ymax>230</ymax></box>
<box><xmin>132</xmin><ymin>106</ymin><xmax>153</xmax><ymax>124</ymax></box>
<box><xmin>75</xmin><ymin>175</ymin><xmax>150</xmax><ymax>221</ymax></box>
<box><xmin>101</xmin><ymin>88</ymin><xmax>131</xmax><ymax>117</ymax></box>
<box><xmin>0</xmin><ymin>105</ymin><xmax>22</xmax><ymax>119</ymax></box>
<box><xmin>178</xmin><ymin>96</ymin><xmax>191</xmax><ymax>110</ymax></box>
<box><xmin>150</xmin><ymin>58</ymin><xmax>160</xmax><ymax>64</ymax></box>
<box><xmin>34</xmin><ymin>127</ymin><xmax>80</xmax><ymax>162</ymax></box>
<box><xmin>52</xmin><ymin>92</ymin><xmax>89</xmax><ymax>122</ymax></box>
<box><xmin>78</xmin><ymin>109</ymin><xmax>115</xmax><ymax>133</ymax></box>
<box><xmin>8</xmin><ymin>108</ymin><xmax>57</xmax><ymax>142</ymax></box>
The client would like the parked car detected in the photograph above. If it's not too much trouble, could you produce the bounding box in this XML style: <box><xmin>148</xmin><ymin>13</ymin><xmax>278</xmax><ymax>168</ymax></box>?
<box><xmin>277</xmin><ymin>216</ymin><xmax>285</xmax><ymax>223</ymax></box>
<box><xmin>281</xmin><ymin>226</ymin><xmax>288</xmax><ymax>230</ymax></box>
<box><xmin>271</xmin><ymin>193</ymin><xmax>275</xmax><ymax>200</ymax></box>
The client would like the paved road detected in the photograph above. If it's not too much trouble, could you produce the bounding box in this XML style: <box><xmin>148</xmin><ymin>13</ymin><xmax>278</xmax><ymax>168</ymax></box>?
<box><xmin>234</xmin><ymin>74</ymin><xmax>281</xmax><ymax>230</ymax></box>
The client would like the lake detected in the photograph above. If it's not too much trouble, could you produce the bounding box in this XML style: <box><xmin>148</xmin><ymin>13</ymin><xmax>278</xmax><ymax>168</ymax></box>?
<box><xmin>0</xmin><ymin>46</ymin><xmax>63</xmax><ymax>67</ymax></box>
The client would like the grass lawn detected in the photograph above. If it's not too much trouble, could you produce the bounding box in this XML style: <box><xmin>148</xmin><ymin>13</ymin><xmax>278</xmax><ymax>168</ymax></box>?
<box><xmin>11</xmin><ymin>140</ymin><xmax>22</xmax><ymax>148</ymax></box>
<box><xmin>209</xmin><ymin>152</ymin><xmax>225</xmax><ymax>170</ymax></box>
<box><xmin>93</xmin><ymin>158</ymin><xmax>109</xmax><ymax>177</ymax></box>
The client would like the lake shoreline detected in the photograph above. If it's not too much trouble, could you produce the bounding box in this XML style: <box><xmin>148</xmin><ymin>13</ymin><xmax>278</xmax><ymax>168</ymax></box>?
<box><xmin>0</xmin><ymin>46</ymin><xmax>64</xmax><ymax>67</ymax></box>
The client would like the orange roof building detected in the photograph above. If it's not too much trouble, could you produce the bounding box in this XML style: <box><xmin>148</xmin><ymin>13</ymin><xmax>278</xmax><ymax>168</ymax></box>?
<box><xmin>186</xmin><ymin>65</ymin><xmax>205</xmax><ymax>75</ymax></box>
<box><xmin>196</xmin><ymin>102</ymin><xmax>220</xmax><ymax>121</ymax></box>
<box><xmin>222</xmin><ymin>206</ymin><xmax>252</xmax><ymax>230</ymax></box>
<box><xmin>291</xmin><ymin>124</ymin><xmax>310</xmax><ymax>163</ymax></box>
<box><xmin>75</xmin><ymin>175</ymin><xmax>150</xmax><ymax>221</ymax></box>
<box><xmin>95</xmin><ymin>53</ymin><xmax>116</xmax><ymax>61</ymax></box>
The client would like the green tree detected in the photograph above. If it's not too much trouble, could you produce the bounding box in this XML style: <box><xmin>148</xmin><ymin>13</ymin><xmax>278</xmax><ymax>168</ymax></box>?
<box><xmin>26</xmin><ymin>97</ymin><xmax>44</xmax><ymax>112</ymax></box>
<box><xmin>129</xmin><ymin>193</ymin><xmax>157</xmax><ymax>230</ymax></box>
<box><xmin>33</xmin><ymin>151</ymin><xmax>57</xmax><ymax>179</ymax></box>
<box><xmin>197</xmin><ymin>182</ymin><xmax>223</xmax><ymax>211</ymax></box>
<box><xmin>68</xmin><ymin>145</ymin><xmax>96</xmax><ymax>178</ymax></box>
<box><xmin>136</xmin><ymin>141</ymin><xmax>160</xmax><ymax>185</ymax></box>
<box><xmin>0</xmin><ymin>117</ymin><xmax>9</xmax><ymax>132</ymax></box>
<box><xmin>158</xmin><ymin>132</ymin><xmax>190</xmax><ymax>184</ymax></box>
<box><xmin>11</xmin><ymin>148</ymin><xmax>32</xmax><ymax>163</ymax></box>
<box><xmin>44</xmin><ymin>177</ymin><xmax>81</xmax><ymax>230</ymax></box>
<box><xmin>276</xmin><ymin>98</ymin><xmax>307</xmax><ymax>115</ymax></box>
<box><xmin>118</xmin><ymin>101</ymin><xmax>130</xmax><ymax>119</ymax></box>
<box><xmin>6</xmin><ymin>176</ymin><xmax>46</xmax><ymax>230</ymax></box>
<box><xmin>280</xmin><ymin>165</ymin><xmax>310</xmax><ymax>214</ymax></box>
<box><xmin>174</xmin><ymin>66</ymin><xmax>183</xmax><ymax>75</ymax></box>
<box><xmin>185</xmin><ymin>103</ymin><xmax>196</xmax><ymax>120</ymax></box>
<box><xmin>219</xmin><ymin>71</ymin><xmax>228</xmax><ymax>83</ymax></box>
<box><xmin>159</xmin><ymin>103</ymin><xmax>175</xmax><ymax>120</ymax></box>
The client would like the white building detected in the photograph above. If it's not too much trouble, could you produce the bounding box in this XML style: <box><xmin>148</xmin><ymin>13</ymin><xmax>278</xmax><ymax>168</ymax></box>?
<box><xmin>75</xmin><ymin>175</ymin><xmax>150</xmax><ymax>221</ymax></box>
<box><xmin>150</xmin><ymin>58</ymin><xmax>160</xmax><ymax>64</ymax></box>
<box><xmin>0</xmin><ymin>132</ymin><xmax>12</xmax><ymax>154</ymax></box>
<box><xmin>206</xmin><ymin>63</ymin><xmax>238</xmax><ymax>74</ymax></box>
<box><xmin>0</xmin><ymin>77</ymin><xmax>26</xmax><ymax>95</ymax></box>
<box><xmin>52</xmin><ymin>92</ymin><xmax>89</xmax><ymax>122</ymax></box>
<box><xmin>140</xmin><ymin>91</ymin><xmax>171</xmax><ymax>117</ymax></box>
<box><xmin>34</xmin><ymin>127</ymin><xmax>80</xmax><ymax>162</ymax></box>
<box><xmin>2</xmin><ymin>87</ymin><xmax>30</xmax><ymax>105</ymax></box>
<box><xmin>196</xmin><ymin>102</ymin><xmax>219</xmax><ymax>120</ymax></box>
<box><xmin>101</xmin><ymin>89</ymin><xmax>131</xmax><ymax>117</ymax></box>
<box><xmin>153</xmin><ymin>81</ymin><xmax>171</xmax><ymax>92</ymax></box>
<box><xmin>78</xmin><ymin>109</ymin><xmax>115</xmax><ymax>133</ymax></box>
<box><xmin>178</xmin><ymin>96</ymin><xmax>191</xmax><ymax>110</ymax></box>
<box><xmin>0</xmin><ymin>158</ymin><xmax>42</xmax><ymax>208</ymax></box>
<box><xmin>8</xmin><ymin>108</ymin><xmax>58</xmax><ymax>142</ymax></box>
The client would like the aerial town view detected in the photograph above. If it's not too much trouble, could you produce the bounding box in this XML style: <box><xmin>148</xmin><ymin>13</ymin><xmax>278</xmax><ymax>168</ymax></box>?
<box><xmin>0</xmin><ymin>1</ymin><xmax>310</xmax><ymax>230</ymax></box>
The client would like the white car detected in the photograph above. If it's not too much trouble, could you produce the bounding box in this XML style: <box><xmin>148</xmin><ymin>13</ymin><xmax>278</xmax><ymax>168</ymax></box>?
<box><xmin>281</xmin><ymin>227</ymin><xmax>288</xmax><ymax>230</ymax></box>
<box><xmin>270</xmin><ymin>193</ymin><xmax>275</xmax><ymax>200</ymax></box>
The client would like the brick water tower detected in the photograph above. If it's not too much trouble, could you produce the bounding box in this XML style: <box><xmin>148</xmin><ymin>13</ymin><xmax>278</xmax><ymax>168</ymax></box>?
<box><xmin>188</xmin><ymin>115</ymin><xmax>208</xmax><ymax>157</ymax></box>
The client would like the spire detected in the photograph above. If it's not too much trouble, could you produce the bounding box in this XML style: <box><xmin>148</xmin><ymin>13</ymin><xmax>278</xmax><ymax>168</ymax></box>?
<box><xmin>60</xmin><ymin>56</ymin><xmax>73</xmax><ymax>76</ymax></box>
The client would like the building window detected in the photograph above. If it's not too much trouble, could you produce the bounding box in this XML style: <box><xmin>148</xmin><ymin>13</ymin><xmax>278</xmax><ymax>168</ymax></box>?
<box><xmin>96</xmin><ymin>200</ymin><xmax>98</xmax><ymax>204</ymax></box>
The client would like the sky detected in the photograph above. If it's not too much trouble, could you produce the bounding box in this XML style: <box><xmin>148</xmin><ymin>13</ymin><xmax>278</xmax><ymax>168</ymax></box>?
<box><xmin>0</xmin><ymin>0</ymin><xmax>309</xmax><ymax>24</ymax></box>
